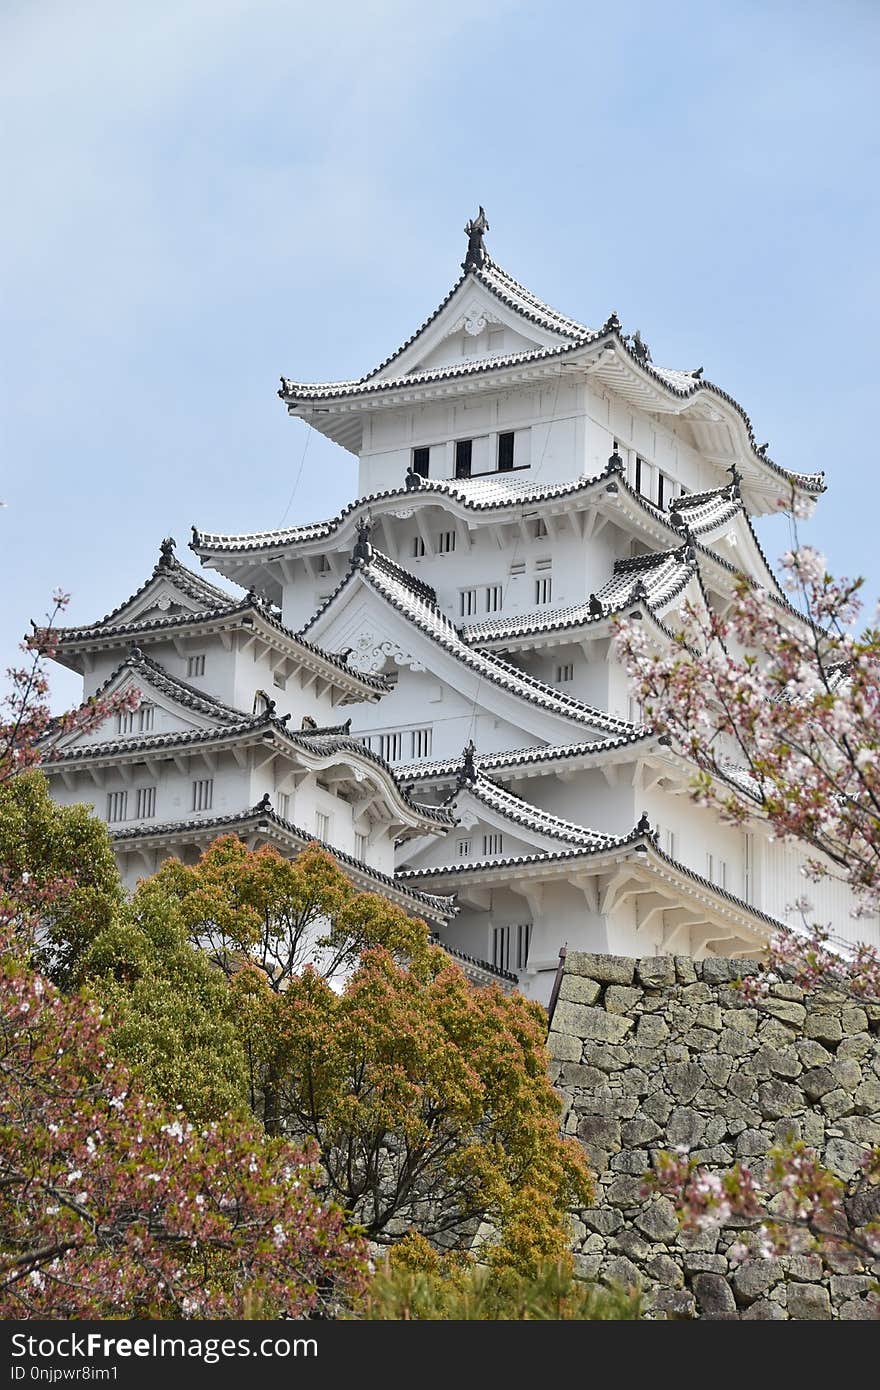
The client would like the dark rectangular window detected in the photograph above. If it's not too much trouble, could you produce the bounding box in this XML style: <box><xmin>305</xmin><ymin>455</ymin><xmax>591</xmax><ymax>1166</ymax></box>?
<box><xmin>455</xmin><ymin>439</ymin><xmax>472</xmax><ymax>478</ymax></box>
<box><xmin>497</xmin><ymin>431</ymin><xmax>515</xmax><ymax>471</ymax></box>
<box><xmin>634</xmin><ymin>455</ymin><xmax>642</xmax><ymax>495</ymax></box>
<box><xmin>412</xmin><ymin>447</ymin><xmax>430</xmax><ymax>478</ymax></box>
<box><xmin>657</xmin><ymin>472</ymin><xmax>665</xmax><ymax>509</ymax></box>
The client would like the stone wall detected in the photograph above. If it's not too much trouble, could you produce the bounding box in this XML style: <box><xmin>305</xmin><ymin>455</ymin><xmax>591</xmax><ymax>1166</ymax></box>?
<box><xmin>549</xmin><ymin>952</ymin><xmax>880</xmax><ymax>1319</ymax></box>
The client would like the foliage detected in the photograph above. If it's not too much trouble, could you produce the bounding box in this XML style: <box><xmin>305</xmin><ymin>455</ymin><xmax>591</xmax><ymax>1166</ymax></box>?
<box><xmin>143</xmin><ymin>836</ymin><xmax>433</xmax><ymax>987</ymax></box>
<box><xmin>1</xmin><ymin>593</ymin><xmax>137</xmax><ymax>786</ymax></box>
<box><xmin>619</xmin><ymin>518</ymin><xmax>880</xmax><ymax>1286</ymax></box>
<box><xmin>75</xmin><ymin>880</ymin><xmax>251</xmax><ymax>1126</ymax></box>
<box><xmin>647</xmin><ymin>1141</ymin><xmax>880</xmax><ymax>1272</ymax></box>
<box><xmin>616</xmin><ymin>515</ymin><xmax>880</xmax><ymax>914</ymax></box>
<box><xmin>0</xmin><ymin>933</ymin><xmax>368</xmax><ymax>1319</ymax></box>
<box><xmin>356</xmin><ymin>1243</ymin><xmax>640</xmax><ymax>1320</ymax></box>
<box><xmin>0</xmin><ymin>771</ymin><xmax>124</xmax><ymax>977</ymax></box>
<box><xmin>245</xmin><ymin>943</ymin><xmax>592</xmax><ymax>1266</ymax></box>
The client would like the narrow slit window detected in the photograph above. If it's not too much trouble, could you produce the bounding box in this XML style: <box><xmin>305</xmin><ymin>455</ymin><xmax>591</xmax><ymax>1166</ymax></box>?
<box><xmin>412</xmin><ymin>535</ymin><xmax>426</xmax><ymax>558</ymax></box>
<box><xmin>187</xmin><ymin>654</ymin><xmax>206</xmax><ymax>678</ymax></box>
<box><xmin>135</xmin><ymin>786</ymin><xmax>156</xmax><ymax>820</ymax></box>
<box><xmin>485</xmin><ymin>584</ymin><xmax>503</xmax><ymax>612</ymax></box>
<box><xmin>535</xmin><ymin>576</ymin><xmax>552</xmax><ymax>605</ymax></box>
<box><xmin>492</xmin><ymin>925</ymin><xmax>510</xmax><ymax>971</ymax></box>
<box><xmin>457</xmin><ymin>839</ymin><xmax>471</xmax><ymax>858</ymax></box>
<box><xmin>516</xmin><ymin>923</ymin><xmax>531</xmax><ymax>971</ymax></box>
<box><xmin>556</xmin><ymin>663</ymin><xmax>574</xmax><ymax>683</ymax></box>
<box><xmin>454</xmin><ymin>439</ymin><xmax>472</xmax><ymax>479</ymax></box>
<box><xmin>277</xmin><ymin>792</ymin><xmax>290</xmax><ymax>820</ymax></box>
<box><xmin>497</xmin><ymin>431</ymin><xmax>515</xmax><ymax>471</ymax></box>
<box><xmin>459</xmin><ymin>588</ymin><xmax>478</xmax><ymax>617</ymax></box>
<box><xmin>106</xmin><ymin>790</ymin><xmax>128</xmax><ymax>823</ymax></box>
<box><xmin>192</xmin><ymin>778</ymin><xmax>213</xmax><ymax>812</ymax></box>
<box><xmin>483</xmin><ymin>832</ymin><xmax>503</xmax><ymax>856</ymax></box>
<box><xmin>438</xmin><ymin>531</ymin><xmax>456</xmax><ymax>554</ymax></box>
<box><xmin>315</xmin><ymin>811</ymin><xmax>330</xmax><ymax>841</ymax></box>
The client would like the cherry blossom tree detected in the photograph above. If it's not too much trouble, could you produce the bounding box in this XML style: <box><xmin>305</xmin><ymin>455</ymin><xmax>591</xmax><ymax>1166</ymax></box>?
<box><xmin>617</xmin><ymin>505</ymin><xmax>880</xmax><ymax>1280</ymax></box>
<box><xmin>0</xmin><ymin>930</ymin><xmax>368</xmax><ymax>1319</ymax></box>
<box><xmin>1</xmin><ymin>593</ymin><xmax>138</xmax><ymax>785</ymax></box>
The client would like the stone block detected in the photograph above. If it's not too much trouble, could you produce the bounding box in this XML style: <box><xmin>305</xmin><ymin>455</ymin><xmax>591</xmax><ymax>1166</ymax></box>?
<box><xmin>636</xmin><ymin>956</ymin><xmax>676</xmax><ymax>988</ymax></box>
<box><xmin>667</xmin><ymin>1105</ymin><xmax>704</xmax><ymax>1149</ymax></box>
<box><xmin>604</xmin><ymin>985</ymin><xmax>643</xmax><ymax>1015</ymax></box>
<box><xmin>634</xmin><ymin>1197</ymin><xmax>679</xmax><ymax>1243</ymax></box>
<box><xmin>557</xmin><ymin>974</ymin><xmax>602</xmax><ymax>1006</ymax></box>
<box><xmin>801</xmin><ymin>1064</ymin><xmax>836</xmax><ymax>1100</ymax></box>
<box><xmin>609</xmin><ymin>1149</ymin><xmax>649</xmax><ymax>1175</ymax></box>
<box><xmin>566</xmin><ymin>953</ymin><xmax>635</xmax><ymax>985</ymax></box>
<box><xmin>735</xmin><ymin>1127</ymin><xmax>769</xmax><ymax>1157</ymax></box>
<box><xmin>571</xmin><ymin>1005</ymin><xmax>635</xmax><ymax>1043</ymax></box>
<box><xmin>757</xmin><ymin>1079</ymin><xmax>804</xmax><ymax>1119</ymax></box>
<box><xmin>547</xmin><ymin>1029</ymin><xmax>581</xmax><ymax>1062</ymax></box>
<box><xmin>821</xmin><ymin>1088</ymin><xmax>855</xmax><ymax>1121</ymax></box>
<box><xmin>602</xmin><ymin>1254</ymin><xmax>643</xmax><ymax>1290</ymax></box>
<box><xmin>692</xmin><ymin>1272</ymin><xmax>737</xmax><ymax>1319</ymax></box>
<box><xmin>621</xmin><ymin>1116</ymin><xmax>661</xmax><ymax>1146</ymax></box>
<box><xmin>635</xmin><ymin>1013</ymin><xmax>669</xmax><ymax>1047</ymax></box>
<box><xmin>675</xmin><ymin>956</ymin><xmax>698</xmax><ymax>984</ymax></box>
<box><xmin>742</xmin><ymin>1299</ymin><xmax>786</xmax><ymax>1319</ymax></box>
<box><xmin>733</xmin><ymin>1259</ymin><xmax>780</xmax><ymax>1302</ymax></box>
<box><xmin>841</xmin><ymin>1006</ymin><xmax>869</xmax><ymax>1034</ymax></box>
<box><xmin>804</xmin><ymin>1014</ymin><xmax>843</xmax><ymax>1045</ymax></box>
<box><xmin>824</xmin><ymin>1136</ymin><xmax>865</xmax><ymax>1180</ymax></box>
<box><xmin>797</xmin><ymin>1038</ymin><xmax>833</xmax><ymax>1067</ymax></box>
<box><xmin>762</xmin><ymin>998</ymin><xmax>807</xmax><ymax>1026</ymax></box>
<box><xmin>786</xmin><ymin>1283</ymin><xmax>831</xmax><ymax>1320</ymax></box>
<box><xmin>665</xmin><ymin>1061</ymin><xmax>706</xmax><ymax>1102</ymax></box>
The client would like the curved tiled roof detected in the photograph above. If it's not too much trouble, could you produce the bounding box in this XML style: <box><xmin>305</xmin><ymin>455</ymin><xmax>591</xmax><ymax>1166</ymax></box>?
<box><xmin>61</xmin><ymin>549</ymin><xmax>235</xmax><ymax>633</ymax></box>
<box><xmin>276</xmin><ymin>253</ymin><xmax>824</xmax><ymax>496</ymax></box>
<box><xmin>399</xmin><ymin>831</ymin><xmax>786</xmax><ymax>938</ymax></box>
<box><xmin>459</xmin><ymin>771</ymin><xmax>624</xmax><ymax>850</ymax></box>
<box><xmin>300</xmin><ymin>548</ymin><xmax>641</xmax><ymax>739</ymax></box>
<box><xmin>192</xmin><ymin>458</ymin><xmax>623</xmax><ymax>556</ymax></box>
<box><xmin>431</xmin><ymin>935</ymin><xmax>518</xmax><ymax>985</ymax></box>
<box><xmin>55</xmin><ymin>567</ymin><xmax>389</xmax><ymax>696</ymax></box>
<box><xmin>109</xmin><ymin>800</ymin><xmax>455</xmax><ymax>919</ymax></box>
<box><xmin>92</xmin><ymin>648</ymin><xmax>247</xmax><ymax>724</ymax></box>
<box><xmin>396</xmin><ymin>732</ymin><xmax>657</xmax><ymax>784</ymax></box>
<box><xmin>463</xmin><ymin>545</ymin><xmax>698</xmax><ymax>646</ymax></box>
<box><xmin>49</xmin><ymin>663</ymin><xmax>451</xmax><ymax>828</ymax></box>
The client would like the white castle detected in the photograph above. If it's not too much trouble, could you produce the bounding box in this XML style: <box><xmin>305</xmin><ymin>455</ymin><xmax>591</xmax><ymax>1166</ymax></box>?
<box><xmin>44</xmin><ymin>211</ymin><xmax>876</xmax><ymax>1002</ymax></box>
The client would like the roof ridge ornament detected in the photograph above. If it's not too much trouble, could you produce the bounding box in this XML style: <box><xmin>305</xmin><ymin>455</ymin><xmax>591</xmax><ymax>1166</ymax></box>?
<box><xmin>158</xmin><ymin>537</ymin><xmax>176</xmax><ymax>567</ymax></box>
<box><xmin>458</xmin><ymin>738</ymin><xmax>478</xmax><ymax>786</ymax></box>
<box><xmin>588</xmin><ymin>593</ymin><xmax>604</xmax><ymax>618</ymax></box>
<box><xmin>405</xmin><ymin>463</ymin><xmax>425</xmax><ymax>492</ymax></box>
<box><xmin>626</xmin><ymin>329</ymin><xmax>652</xmax><ymax>365</ymax></box>
<box><xmin>636</xmin><ymin>810</ymin><xmax>652</xmax><ymax>835</ymax></box>
<box><xmin>352</xmin><ymin>516</ymin><xmax>373</xmax><ymax>565</ymax></box>
<box><xmin>607</xmin><ymin>448</ymin><xmax>624</xmax><ymax>474</ymax></box>
<box><xmin>462</xmin><ymin>207</ymin><xmax>489</xmax><ymax>273</ymax></box>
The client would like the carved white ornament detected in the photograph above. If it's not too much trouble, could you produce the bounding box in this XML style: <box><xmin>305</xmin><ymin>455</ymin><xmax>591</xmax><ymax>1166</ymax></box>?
<box><xmin>352</xmin><ymin>630</ymin><xmax>425</xmax><ymax>674</ymax></box>
<box><xmin>464</xmin><ymin>311</ymin><xmax>487</xmax><ymax>337</ymax></box>
<box><xmin>456</xmin><ymin>810</ymin><xmax>479</xmax><ymax>830</ymax></box>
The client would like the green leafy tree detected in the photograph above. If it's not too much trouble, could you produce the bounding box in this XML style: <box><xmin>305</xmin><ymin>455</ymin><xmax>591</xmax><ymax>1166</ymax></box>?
<box><xmin>135</xmin><ymin>839</ymin><xmax>593</xmax><ymax>1271</ymax></box>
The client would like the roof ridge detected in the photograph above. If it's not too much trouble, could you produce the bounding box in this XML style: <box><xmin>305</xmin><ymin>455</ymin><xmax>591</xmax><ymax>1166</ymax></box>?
<box><xmin>61</xmin><ymin>549</ymin><xmax>240</xmax><ymax>634</ymax></box>
<box><xmin>466</xmin><ymin>771</ymin><xmax>616</xmax><ymax>848</ymax></box>
<box><xmin>92</xmin><ymin>648</ymin><xmax>248</xmax><ymax>725</ymax></box>
<box><xmin>110</xmin><ymin>801</ymin><xmax>455</xmax><ymax>918</ymax></box>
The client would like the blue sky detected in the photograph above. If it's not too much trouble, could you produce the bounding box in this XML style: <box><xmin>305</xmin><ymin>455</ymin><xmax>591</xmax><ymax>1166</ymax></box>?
<box><xmin>2</xmin><ymin>0</ymin><xmax>879</xmax><ymax>710</ymax></box>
